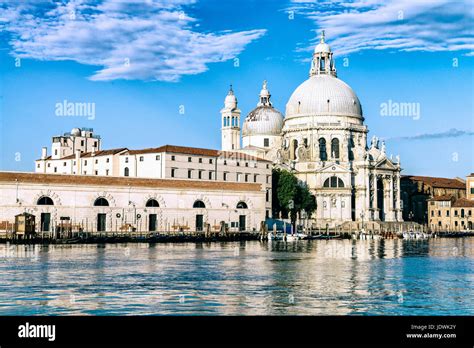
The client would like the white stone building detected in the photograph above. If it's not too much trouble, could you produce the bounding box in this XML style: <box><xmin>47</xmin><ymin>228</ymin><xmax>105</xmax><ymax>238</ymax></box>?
<box><xmin>0</xmin><ymin>172</ymin><xmax>266</xmax><ymax>233</ymax></box>
<box><xmin>25</xmin><ymin>31</ymin><xmax>403</xmax><ymax>229</ymax></box>
<box><xmin>231</xmin><ymin>32</ymin><xmax>403</xmax><ymax>227</ymax></box>
<box><xmin>36</xmin><ymin>140</ymin><xmax>273</xmax><ymax>218</ymax></box>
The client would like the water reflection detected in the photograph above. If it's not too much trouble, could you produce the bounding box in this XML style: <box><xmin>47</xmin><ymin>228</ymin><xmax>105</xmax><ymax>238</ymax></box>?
<box><xmin>0</xmin><ymin>238</ymin><xmax>473</xmax><ymax>315</ymax></box>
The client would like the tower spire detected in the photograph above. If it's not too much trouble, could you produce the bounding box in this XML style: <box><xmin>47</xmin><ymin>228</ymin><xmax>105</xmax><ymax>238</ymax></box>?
<box><xmin>320</xmin><ymin>29</ymin><xmax>325</xmax><ymax>43</ymax></box>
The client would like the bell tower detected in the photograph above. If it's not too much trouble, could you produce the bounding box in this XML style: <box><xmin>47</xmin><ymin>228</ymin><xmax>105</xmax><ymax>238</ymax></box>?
<box><xmin>221</xmin><ymin>85</ymin><xmax>241</xmax><ymax>151</ymax></box>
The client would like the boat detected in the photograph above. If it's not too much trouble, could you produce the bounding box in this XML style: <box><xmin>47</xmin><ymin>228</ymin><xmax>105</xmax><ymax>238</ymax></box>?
<box><xmin>402</xmin><ymin>231</ymin><xmax>429</xmax><ymax>239</ymax></box>
<box><xmin>267</xmin><ymin>231</ymin><xmax>308</xmax><ymax>241</ymax></box>
<box><xmin>267</xmin><ymin>231</ymin><xmax>284</xmax><ymax>241</ymax></box>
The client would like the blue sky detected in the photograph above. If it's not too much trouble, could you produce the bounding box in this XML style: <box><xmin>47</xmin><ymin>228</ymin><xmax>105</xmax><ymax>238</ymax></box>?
<box><xmin>0</xmin><ymin>0</ymin><xmax>473</xmax><ymax>178</ymax></box>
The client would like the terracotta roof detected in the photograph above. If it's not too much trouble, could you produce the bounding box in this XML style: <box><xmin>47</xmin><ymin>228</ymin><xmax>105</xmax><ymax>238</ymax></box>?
<box><xmin>82</xmin><ymin>148</ymin><xmax>128</xmax><ymax>158</ymax></box>
<box><xmin>428</xmin><ymin>195</ymin><xmax>454</xmax><ymax>201</ymax></box>
<box><xmin>36</xmin><ymin>148</ymin><xmax>127</xmax><ymax>161</ymax></box>
<box><xmin>127</xmin><ymin>145</ymin><xmax>271</xmax><ymax>162</ymax></box>
<box><xmin>0</xmin><ymin>171</ymin><xmax>262</xmax><ymax>192</ymax></box>
<box><xmin>452</xmin><ymin>198</ymin><xmax>474</xmax><ymax>208</ymax></box>
<box><xmin>402</xmin><ymin>175</ymin><xmax>466</xmax><ymax>189</ymax></box>
<box><xmin>128</xmin><ymin>145</ymin><xmax>218</xmax><ymax>157</ymax></box>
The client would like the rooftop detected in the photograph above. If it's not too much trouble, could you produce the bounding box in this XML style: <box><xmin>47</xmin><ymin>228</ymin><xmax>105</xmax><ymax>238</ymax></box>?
<box><xmin>428</xmin><ymin>195</ymin><xmax>454</xmax><ymax>201</ymax></box>
<box><xmin>402</xmin><ymin>175</ymin><xmax>466</xmax><ymax>189</ymax></box>
<box><xmin>37</xmin><ymin>145</ymin><xmax>271</xmax><ymax>162</ymax></box>
<box><xmin>0</xmin><ymin>171</ymin><xmax>262</xmax><ymax>192</ymax></box>
<box><xmin>452</xmin><ymin>198</ymin><xmax>474</xmax><ymax>208</ymax></box>
<box><xmin>127</xmin><ymin>145</ymin><xmax>271</xmax><ymax>162</ymax></box>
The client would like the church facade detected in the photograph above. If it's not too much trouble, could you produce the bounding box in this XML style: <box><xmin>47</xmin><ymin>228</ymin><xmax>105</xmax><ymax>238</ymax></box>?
<box><xmin>223</xmin><ymin>32</ymin><xmax>403</xmax><ymax>227</ymax></box>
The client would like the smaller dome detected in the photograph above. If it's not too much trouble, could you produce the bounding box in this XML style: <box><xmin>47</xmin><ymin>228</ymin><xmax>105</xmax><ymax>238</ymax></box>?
<box><xmin>242</xmin><ymin>106</ymin><xmax>283</xmax><ymax>136</ymax></box>
<box><xmin>71</xmin><ymin>128</ymin><xmax>81</xmax><ymax>136</ymax></box>
<box><xmin>243</xmin><ymin>80</ymin><xmax>283</xmax><ymax>137</ymax></box>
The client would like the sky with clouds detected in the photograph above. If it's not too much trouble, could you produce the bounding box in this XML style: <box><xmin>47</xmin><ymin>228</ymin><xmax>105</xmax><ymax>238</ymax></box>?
<box><xmin>0</xmin><ymin>0</ymin><xmax>473</xmax><ymax>178</ymax></box>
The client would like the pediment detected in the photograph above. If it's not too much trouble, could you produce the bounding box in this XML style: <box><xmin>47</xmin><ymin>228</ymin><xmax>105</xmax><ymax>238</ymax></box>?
<box><xmin>317</xmin><ymin>162</ymin><xmax>351</xmax><ymax>174</ymax></box>
<box><xmin>374</xmin><ymin>157</ymin><xmax>397</xmax><ymax>170</ymax></box>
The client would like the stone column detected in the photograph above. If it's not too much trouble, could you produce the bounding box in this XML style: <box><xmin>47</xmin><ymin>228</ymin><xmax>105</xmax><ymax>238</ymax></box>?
<box><xmin>388</xmin><ymin>175</ymin><xmax>395</xmax><ymax>221</ymax></box>
<box><xmin>395</xmin><ymin>173</ymin><xmax>402</xmax><ymax>221</ymax></box>
<box><xmin>383</xmin><ymin>175</ymin><xmax>392</xmax><ymax>221</ymax></box>
<box><xmin>365</xmin><ymin>169</ymin><xmax>370</xmax><ymax>215</ymax></box>
<box><xmin>314</xmin><ymin>131</ymin><xmax>320</xmax><ymax>161</ymax></box>
<box><xmin>373</xmin><ymin>172</ymin><xmax>379</xmax><ymax>220</ymax></box>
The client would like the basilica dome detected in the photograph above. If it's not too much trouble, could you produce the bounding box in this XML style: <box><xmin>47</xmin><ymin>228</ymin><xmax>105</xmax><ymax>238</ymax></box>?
<box><xmin>242</xmin><ymin>81</ymin><xmax>283</xmax><ymax>137</ymax></box>
<box><xmin>285</xmin><ymin>31</ymin><xmax>363</xmax><ymax>123</ymax></box>
<box><xmin>285</xmin><ymin>74</ymin><xmax>362</xmax><ymax>120</ymax></box>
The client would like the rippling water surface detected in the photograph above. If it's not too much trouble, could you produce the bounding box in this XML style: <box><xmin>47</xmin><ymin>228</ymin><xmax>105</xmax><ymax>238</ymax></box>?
<box><xmin>0</xmin><ymin>238</ymin><xmax>473</xmax><ymax>315</ymax></box>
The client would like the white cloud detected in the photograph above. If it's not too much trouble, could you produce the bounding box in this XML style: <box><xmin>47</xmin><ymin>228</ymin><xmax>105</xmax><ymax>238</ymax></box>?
<box><xmin>288</xmin><ymin>0</ymin><xmax>474</xmax><ymax>57</ymax></box>
<box><xmin>0</xmin><ymin>0</ymin><xmax>266</xmax><ymax>81</ymax></box>
<box><xmin>388</xmin><ymin>128</ymin><xmax>474</xmax><ymax>141</ymax></box>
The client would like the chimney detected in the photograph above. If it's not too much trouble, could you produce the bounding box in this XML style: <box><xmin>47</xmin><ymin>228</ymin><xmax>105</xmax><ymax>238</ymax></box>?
<box><xmin>41</xmin><ymin>147</ymin><xmax>47</xmax><ymax>160</ymax></box>
<box><xmin>75</xmin><ymin>150</ymin><xmax>81</xmax><ymax>175</ymax></box>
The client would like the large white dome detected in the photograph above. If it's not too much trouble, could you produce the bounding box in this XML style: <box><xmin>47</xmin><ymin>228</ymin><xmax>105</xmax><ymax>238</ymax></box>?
<box><xmin>285</xmin><ymin>74</ymin><xmax>363</xmax><ymax>121</ymax></box>
<box><xmin>242</xmin><ymin>106</ymin><xmax>283</xmax><ymax>136</ymax></box>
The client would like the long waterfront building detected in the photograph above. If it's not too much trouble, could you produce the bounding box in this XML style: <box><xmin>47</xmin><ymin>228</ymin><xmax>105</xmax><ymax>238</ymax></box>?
<box><xmin>0</xmin><ymin>172</ymin><xmax>266</xmax><ymax>233</ymax></box>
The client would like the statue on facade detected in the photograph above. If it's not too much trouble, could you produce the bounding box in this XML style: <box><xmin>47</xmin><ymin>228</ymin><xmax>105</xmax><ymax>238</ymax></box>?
<box><xmin>370</xmin><ymin>136</ymin><xmax>379</xmax><ymax>149</ymax></box>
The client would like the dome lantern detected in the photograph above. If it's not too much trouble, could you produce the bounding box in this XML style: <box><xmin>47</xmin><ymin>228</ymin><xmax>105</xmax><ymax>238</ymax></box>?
<box><xmin>310</xmin><ymin>30</ymin><xmax>337</xmax><ymax>77</ymax></box>
<box><xmin>257</xmin><ymin>80</ymin><xmax>272</xmax><ymax>107</ymax></box>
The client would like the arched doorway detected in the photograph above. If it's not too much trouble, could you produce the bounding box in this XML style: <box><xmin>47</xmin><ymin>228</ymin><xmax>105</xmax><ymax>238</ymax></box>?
<box><xmin>193</xmin><ymin>200</ymin><xmax>206</xmax><ymax>231</ymax></box>
<box><xmin>146</xmin><ymin>199</ymin><xmax>160</xmax><ymax>231</ymax></box>
<box><xmin>94</xmin><ymin>197</ymin><xmax>109</xmax><ymax>232</ymax></box>
<box><xmin>37</xmin><ymin>196</ymin><xmax>54</xmax><ymax>231</ymax></box>
<box><xmin>236</xmin><ymin>201</ymin><xmax>248</xmax><ymax>231</ymax></box>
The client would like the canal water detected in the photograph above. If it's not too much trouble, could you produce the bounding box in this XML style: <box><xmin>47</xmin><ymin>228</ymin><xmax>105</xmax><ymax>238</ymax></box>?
<box><xmin>0</xmin><ymin>238</ymin><xmax>473</xmax><ymax>315</ymax></box>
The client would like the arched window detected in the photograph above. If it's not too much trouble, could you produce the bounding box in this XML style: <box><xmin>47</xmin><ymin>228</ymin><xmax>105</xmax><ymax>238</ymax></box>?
<box><xmin>193</xmin><ymin>200</ymin><xmax>206</xmax><ymax>208</ymax></box>
<box><xmin>331</xmin><ymin>138</ymin><xmax>340</xmax><ymax>159</ymax></box>
<box><xmin>37</xmin><ymin>196</ymin><xmax>54</xmax><ymax>205</ymax></box>
<box><xmin>461</xmin><ymin>209</ymin><xmax>465</xmax><ymax>218</ymax></box>
<box><xmin>236</xmin><ymin>201</ymin><xmax>248</xmax><ymax>209</ymax></box>
<box><xmin>323</xmin><ymin>177</ymin><xmax>345</xmax><ymax>188</ymax></box>
<box><xmin>146</xmin><ymin>199</ymin><xmax>159</xmax><ymax>207</ymax></box>
<box><xmin>292</xmin><ymin>139</ymin><xmax>298</xmax><ymax>160</ymax></box>
<box><xmin>124</xmin><ymin>167</ymin><xmax>129</xmax><ymax>177</ymax></box>
<box><xmin>319</xmin><ymin>138</ymin><xmax>327</xmax><ymax>161</ymax></box>
<box><xmin>94</xmin><ymin>197</ymin><xmax>109</xmax><ymax>206</ymax></box>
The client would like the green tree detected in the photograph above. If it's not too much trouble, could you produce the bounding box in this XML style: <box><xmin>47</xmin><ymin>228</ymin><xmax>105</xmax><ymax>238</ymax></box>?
<box><xmin>273</xmin><ymin>168</ymin><xmax>316</xmax><ymax>228</ymax></box>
